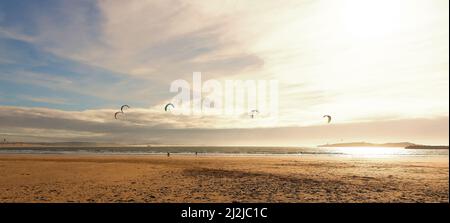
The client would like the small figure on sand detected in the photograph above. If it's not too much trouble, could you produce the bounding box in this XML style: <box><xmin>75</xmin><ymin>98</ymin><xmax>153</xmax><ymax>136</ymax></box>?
<box><xmin>195</xmin><ymin>152</ymin><xmax>198</xmax><ymax>156</ymax></box>
<box><xmin>167</xmin><ymin>152</ymin><xmax>170</xmax><ymax>157</ymax></box>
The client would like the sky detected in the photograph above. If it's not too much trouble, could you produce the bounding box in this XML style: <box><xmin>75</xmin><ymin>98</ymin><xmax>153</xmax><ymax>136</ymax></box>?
<box><xmin>0</xmin><ymin>0</ymin><xmax>448</xmax><ymax>146</ymax></box>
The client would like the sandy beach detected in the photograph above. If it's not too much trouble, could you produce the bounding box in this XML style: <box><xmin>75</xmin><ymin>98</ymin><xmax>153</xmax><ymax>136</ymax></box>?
<box><xmin>0</xmin><ymin>154</ymin><xmax>448</xmax><ymax>203</ymax></box>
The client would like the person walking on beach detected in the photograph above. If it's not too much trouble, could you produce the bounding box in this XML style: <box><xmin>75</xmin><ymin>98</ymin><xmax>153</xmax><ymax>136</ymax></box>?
<box><xmin>167</xmin><ymin>152</ymin><xmax>170</xmax><ymax>157</ymax></box>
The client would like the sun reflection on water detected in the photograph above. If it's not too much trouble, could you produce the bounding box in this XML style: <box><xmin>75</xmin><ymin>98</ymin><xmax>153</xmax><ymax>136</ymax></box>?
<box><xmin>332</xmin><ymin>147</ymin><xmax>412</xmax><ymax>158</ymax></box>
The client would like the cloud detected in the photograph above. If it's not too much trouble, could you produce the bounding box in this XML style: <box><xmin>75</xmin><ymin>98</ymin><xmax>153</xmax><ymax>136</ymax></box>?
<box><xmin>0</xmin><ymin>106</ymin><xmax>448</xmax><ymax>145</ymax></box>
<box><xmin>0</xmin><ymin>28</ymin><xmax>35</xmax><ymax>43</ymax></box>
<box><xmin>19</xmin><ymin>1</ymin><xmax>450</xmax><ymax>107</ymax></box>
<box><xmin>0</xmin><ymin>105</ymin><xmax>278</xmax><ymax>131</ymax></box>
<box><xmin>18</xmin><ymin>95</ymin><xmax>72</xmax><ymax>105</ymax></box>
<box><xmin>88</xmin><ymin>0</ymin><xmax>265</xmax><ymax>81</ymax></box>
<box><xmin>0</xmin><ymin>0</ymin><xmax>264</xmax><ymax>81</ymax></box>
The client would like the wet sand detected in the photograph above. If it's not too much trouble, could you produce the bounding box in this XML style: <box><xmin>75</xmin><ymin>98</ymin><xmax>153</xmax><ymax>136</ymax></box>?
<box><xmin>0</xmin><ymin>154</ymin><xmax>448</xmax><ymax>203</ymax></box>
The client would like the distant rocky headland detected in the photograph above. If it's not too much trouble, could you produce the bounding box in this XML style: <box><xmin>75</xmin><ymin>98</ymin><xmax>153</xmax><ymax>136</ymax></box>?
<box><xmin>405</xmin><ymin>145</ymin><xmax>449</xmax><ymax>150</ymax></box>
<box><xmin>318</xmin><ymin>142</ymin><xmax>448</xmax><ymax>149</ymax></box>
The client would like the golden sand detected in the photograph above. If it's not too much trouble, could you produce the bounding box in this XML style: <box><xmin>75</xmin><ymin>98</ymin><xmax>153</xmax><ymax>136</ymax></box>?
<box><xmin>0</xmin><ymin>154</ymin><xmax>448</xmax><ymax>203</ymax></box>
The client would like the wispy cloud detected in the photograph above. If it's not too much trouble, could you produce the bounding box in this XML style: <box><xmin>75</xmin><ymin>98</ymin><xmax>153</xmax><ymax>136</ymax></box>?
<box><xmin>0</xmin><ymin>28</ymin><xmax>35</xmax><ymax>43</ymax></box>
<box><xmin>18</xmin><ymin>95</ymin><xmax>72</xmax><ymax>105</ymax></box>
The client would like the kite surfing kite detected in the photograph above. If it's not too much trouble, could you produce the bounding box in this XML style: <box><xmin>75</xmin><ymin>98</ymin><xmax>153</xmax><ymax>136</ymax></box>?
<box><xmin>114</xmin><ymin>111</ymin><xmax>122</xmax><ymax>119</ymax></box>
<box><xmin>114</xmin><ymin>105</ymin><xmax>131</xmax><ymax>119</ymax></box>
<box><xmin>165</xmin><ymin>103</ymin><xmax>175</xmax><ymax>112</ymax></box>
<box><xmin>323</xmin><ymin>115</ymin><xmax>332</xmax><ymax>124</ymax></box>
<box><xmin>250</xmin><ymin>109</ymin><xmax>259</xmax><ymax>119</ymax></box>
<box><xmin>120</xmin><ymin>105</ymin><xmax>130</xmax><ymax>112</ymax></box>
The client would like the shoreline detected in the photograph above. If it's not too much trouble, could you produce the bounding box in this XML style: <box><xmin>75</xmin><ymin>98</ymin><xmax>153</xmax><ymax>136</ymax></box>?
<box><xmin>1</xmin><ymin>145</ymin><xmax>448</xmax><ymax>158</ymax></box>
<box><xmin>0</xmin><ymin>152</ymin><xmax>448</xmax><ymax>159</ymax></box>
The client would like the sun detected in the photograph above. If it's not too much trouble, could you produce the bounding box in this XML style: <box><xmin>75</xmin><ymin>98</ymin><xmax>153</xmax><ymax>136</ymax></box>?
<box><xmin>340</xmin><ymin>0</ymin><xmax>406</xmax><ymax>41</ymax></box>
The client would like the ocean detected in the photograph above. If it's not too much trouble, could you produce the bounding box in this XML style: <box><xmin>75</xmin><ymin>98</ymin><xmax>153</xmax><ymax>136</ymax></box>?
<box><xmin>0</xmin><ymin>146</ymin><xmax>448</xmax><ymax>158</ymax></box>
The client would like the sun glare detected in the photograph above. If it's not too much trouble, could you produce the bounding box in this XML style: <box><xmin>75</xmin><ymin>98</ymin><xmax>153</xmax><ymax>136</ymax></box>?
<box><xmin>341</xmin><ymin>0</ymin><xmax>406</xmax><ymax>41</ymax></box>
<box><xmin>334</xmin><ymin>146</ymin><xmax>411</xmax><ymax>157</ymax></box>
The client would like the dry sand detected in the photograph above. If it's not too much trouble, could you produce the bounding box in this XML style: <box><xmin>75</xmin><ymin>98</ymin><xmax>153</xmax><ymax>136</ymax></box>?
<box><xmin>0</xmin><ymin>154</ymin><xmax>448</xmax><ymax>203</ymax></box>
